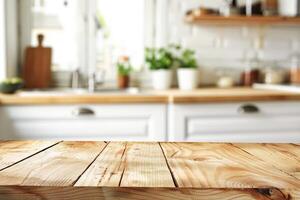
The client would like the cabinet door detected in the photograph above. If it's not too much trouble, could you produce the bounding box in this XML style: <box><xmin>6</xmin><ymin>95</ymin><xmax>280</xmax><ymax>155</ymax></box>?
<box><xmin>0</xmin><ymin>104</ymin><xmax>167</xmax><ymax>141</ymax></box>
<box><xmin>169</xmin><ymin>102</ymin><xmax>300</xmax><ymax>143</ymax></box>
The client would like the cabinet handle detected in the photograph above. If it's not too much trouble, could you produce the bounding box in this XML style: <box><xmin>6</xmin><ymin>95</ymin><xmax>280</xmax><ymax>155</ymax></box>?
<box><xmin>72</xmin><ymin>107</ymin><xmax>95</xmax><ymax>116</ymax></box>
<box><xmin>238</xmin><ymin>104</ymin><xmax>260</xmax><ymax>114</ymax></box>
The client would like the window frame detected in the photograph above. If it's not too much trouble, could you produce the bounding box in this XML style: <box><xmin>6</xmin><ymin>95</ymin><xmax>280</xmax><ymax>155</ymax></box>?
<box><xmin>16</xmin><ymin>0</ymin><xmax>157</xmax><ymax>84</ymax></box>
<box><xmin>0</xmin><ymin>0</ymin><xmax>6</xmax><ymax>79</ymax></box>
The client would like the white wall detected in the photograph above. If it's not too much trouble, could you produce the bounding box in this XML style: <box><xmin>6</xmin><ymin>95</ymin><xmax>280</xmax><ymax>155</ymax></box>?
<box><xmin>5</xmin><ymin>0</ymin><xmax>19</xmax><ymax>77</ymax></box>
<box><xmin>165</xmin><ymin>0</ymin><xmax>300</xmax><ymax>85</ymax></box>
<box><xmin>0</xmin><ymin>0</ymin><xmax>6</xmax><ymax>80</ymax></box>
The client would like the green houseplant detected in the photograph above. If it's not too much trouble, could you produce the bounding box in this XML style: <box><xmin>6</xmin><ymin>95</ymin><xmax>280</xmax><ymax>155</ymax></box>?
<box><xmin>145</xmin><ymin>46</ymin><xmax>175</xmax><ymax>90</ymax></box>
<box><xmin>117</xmin><ymin>56</ymin><xmax>132</xmax><ymax>89</ymax></box>
<box><xmin>0</xmin><ymin>77</ymin><xmax>23</xmax><ymax>94</ymax></box>
<box><xmin>176</xmin><ymin>48</ymin><xmax>199</xmax><ymax>90</ymax></box>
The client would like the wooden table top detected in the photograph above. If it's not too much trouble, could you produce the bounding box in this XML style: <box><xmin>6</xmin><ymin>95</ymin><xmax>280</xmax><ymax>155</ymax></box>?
<box><xmin>1</xmin><ymin>87</ymin><xmax>300</xmax><ymax>105</ymax></box>
<box><xmin>0</xmin><ymin>141</ymin><xmax>299</xmax><ymax>200</ymax></box>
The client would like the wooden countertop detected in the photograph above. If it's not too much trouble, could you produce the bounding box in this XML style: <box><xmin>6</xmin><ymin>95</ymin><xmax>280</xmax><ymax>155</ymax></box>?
<box><xmin>1</xmin><ymin>87</ymin><xmax>300</xmax><ymax>105</ymax></box>
<box><xmin>0</xmin><ymin>141</ymin><xmax>299</xmax><ymax>199</ymax></box>
<box><xmin>0</xmin><ymin>93</ymin><xmax>169</xmax><ymax>105</ymax></box>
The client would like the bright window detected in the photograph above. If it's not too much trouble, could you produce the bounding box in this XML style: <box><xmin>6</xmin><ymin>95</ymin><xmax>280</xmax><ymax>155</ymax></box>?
<box><xmin>0</xmin><ymin>0</ymin><xmax>6</xmax><ymax>79</ymax></box>
<box><xmin>21</xmin><ymin>0</ymin><xmax>154</xmax><ymax>77</ymax></box>
<box><xmin>29</xmin><ymin>0</ymin><xmax>84</xmax><ymax>71</ymax></box>
<box><xmin>96</xmin><ymin>0</ymin><xmax>146</xmax><ymax>70</ymax></box>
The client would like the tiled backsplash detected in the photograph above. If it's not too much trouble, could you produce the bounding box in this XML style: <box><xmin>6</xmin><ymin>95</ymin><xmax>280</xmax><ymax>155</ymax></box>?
<box><xmin>161</xmin><ymin>0</ymin><xmax>300</xmax><ymax>85</ymax></box>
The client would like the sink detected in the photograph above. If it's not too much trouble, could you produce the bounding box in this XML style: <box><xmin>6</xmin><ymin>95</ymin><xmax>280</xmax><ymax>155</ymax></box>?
<box><xmin>18</xmin><ymin>87</ymin><xmax>141</xmax><ymax>96</ymax></box>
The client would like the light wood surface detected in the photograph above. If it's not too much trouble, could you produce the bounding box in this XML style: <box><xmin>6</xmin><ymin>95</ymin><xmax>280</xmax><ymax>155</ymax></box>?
<box><xmin>185</xmin><ymin>15</ymin><xmax>300</xmax><ymax>25</ymax></box>
<box><xmin>0</xmin><ymin>187</ymin><xmax>287</xmax><ymax>200</ymax></box>
<box><xmin>166</xmin><ymin>88</ymin><xmax>300</xmax><ymax>103</ymax></box>
<box><xmin>120</xmin><ymin>142</ymin><xmax>175</xmax><ymax>187</ymax></box>
<box><xmin>0</xmin><ymin>141</ymin><xmax>107</xmax><ymax>186</ymax></box>
<box><xmin>234</xmin><ymin>143</ymin><xmax>300</xmax><ymax>179</ymax></box>
<box><xmin>0</xmin><ymin>93</ymin><xmax>169</xmax><ymax>104</ymax></box>
<box><xmin>75</xmin><ymin>142</ymin><xmax>127</xmax><ymax>187</ymax></box>
<box><xmin>22</xmin><ymin>34</ymin><xmax>52</xmax><ymax>89</ymax></box>
<box><xmin>1</xmin><ymin>88</ymin><xmax>300</xmax><ymax>105</ymax></box>
<box><xmin>0</xmin><ymin>141</ymin><xmax>299</xmax><ymax>200</ymax></box>
<box><xmin>0</xmin><ymin>141</ymin><xmax>59</xmax><ymax>170</ymax></box>
<box><xmin>160</xmin><ymin>143</ymin><xmax>300</xmax><ymax>189</ymax></box>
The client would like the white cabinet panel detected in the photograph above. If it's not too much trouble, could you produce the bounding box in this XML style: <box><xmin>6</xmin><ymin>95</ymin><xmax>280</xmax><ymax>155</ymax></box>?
<box><xmin>0</xmin><ymin>104</ymin><xmax>167</xmax><ymax>141</ymax></box>
<box><xmin>169</xmin><ymin>102</ymin><xmax>300</xmax><ymax>143</ymax></box>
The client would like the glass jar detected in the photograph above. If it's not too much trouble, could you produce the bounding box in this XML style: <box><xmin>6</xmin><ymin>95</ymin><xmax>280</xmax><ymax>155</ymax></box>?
<box><xmin>241</xmin><ymin>58</ymin><xmax>261</xmax><ymax>87</ymax></box>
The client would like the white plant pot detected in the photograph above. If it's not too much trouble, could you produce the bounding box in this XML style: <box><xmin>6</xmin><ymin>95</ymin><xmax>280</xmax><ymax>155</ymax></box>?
<box><xmin>151</xmin><ymin>70</ymin><xmax>172</xmax><ymax>90</ymax></box>
<box><xmin>177</xmin><ymin>68</ymin><xmax>199</xmax><ymax>91</ymax></box>
<box><xmin>278</xmin><ymin>0</ymin><xmax>298</xmax><ymax>17</ymax></box>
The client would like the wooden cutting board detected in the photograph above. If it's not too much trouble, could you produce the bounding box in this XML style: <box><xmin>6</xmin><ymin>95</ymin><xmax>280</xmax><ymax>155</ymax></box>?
<box><xmin>22</xmin><ymin>34</ymin><xmax>52</xmax><ymax>89</ymax></box>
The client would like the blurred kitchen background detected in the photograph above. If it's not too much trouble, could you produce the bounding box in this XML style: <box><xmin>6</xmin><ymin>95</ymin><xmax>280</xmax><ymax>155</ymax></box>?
<box><xmin>0</xmin><ymin>0</ymin><xmax>299</xmax><ymax>88</ymax></box>
<box><xmin>1</xmin><ymin>0</ymin><xmax>300</xmax><ymax>142</ymax></box>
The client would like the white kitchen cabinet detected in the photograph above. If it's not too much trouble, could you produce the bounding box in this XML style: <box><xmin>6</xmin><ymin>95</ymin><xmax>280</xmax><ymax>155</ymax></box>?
<box><xmin>168</xmin><ymin>101</ymin><xmax>300</xmax><ymax>143</ymax></box>
<box><xmin>0</xmin><ymin>104</ymin><xmax>167</xmax><ymax>141</ymax></box>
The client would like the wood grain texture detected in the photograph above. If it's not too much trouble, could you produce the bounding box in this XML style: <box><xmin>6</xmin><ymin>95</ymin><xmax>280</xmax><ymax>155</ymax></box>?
<box><xmin>75</xmin><ymin>142</ymin><xmax>126</xmax><ymax>187</ymax></box>
<box><xmin>234</xmin><ymin>143</ymin><xmax>300</xmax><ymax>179</ymax></box>
<box><xmin>0</xmin><ymin>187</ymin><xmax>278</xmax><ymax>200</ymax></box>
<box><xmin>120</xmin><ymin>142</ymin><xmax>175</xmax><ymax>187</ymax></box>
<box><xmin>1</xmin><ymin>88</ymin><xmax>300</xmax><ymax>105</ymax></box>
<box><xmin>0</xmin><ymin>94</ymin><xmax>169</xmax><ymax>105</ymax></box>
<box><xmin>185</xmin><ymin>15</ymin><xmax>300</xmax><ymax>25</ymax></box>
<box><xmin>160</xmin><ymin>143</ymin><xmax>300</xmax><ymax>189</ymax></box>
<box><xmin>0</xmin><ymin>141</ymin><xmax>300</xmax><ymax>199</ymax></box>
<box><xmin>0</xmin><ymin>141</ymin><xmax>107</xmax><ymax>186</ymax></box>
<box><xmin>0</xmin><ymin>141</ymin><xmax>59</xmax><ymax>170</ymax></box>
<box><xmin>166</xmin><ymin>88</ymin><xmax>300</xmax><ymax>103</ymax></box>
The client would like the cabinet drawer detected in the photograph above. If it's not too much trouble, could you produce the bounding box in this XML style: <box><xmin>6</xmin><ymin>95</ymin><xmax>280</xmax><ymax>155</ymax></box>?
<box><xmin>169</xmin><ymin>101</ymin><xmax>300</xmax><ymax>142</ymax></box>
<box><xmin>0</xmin><ymin>104</ymin><xmax>167</xmax><ymax>141</ymax></box>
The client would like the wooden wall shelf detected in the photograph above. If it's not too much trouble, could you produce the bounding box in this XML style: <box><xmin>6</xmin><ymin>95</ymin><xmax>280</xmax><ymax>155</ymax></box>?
<box><xmin>185</xmin><ymin>15</ymin><xmax>300</xmax><ymax>25</ymax></box>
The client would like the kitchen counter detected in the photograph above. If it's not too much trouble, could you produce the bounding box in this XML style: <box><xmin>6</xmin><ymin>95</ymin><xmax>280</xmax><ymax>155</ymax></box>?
<box><xmin>1</xmin><ymin>87</ymin><xmax>300</xmax><ymax>105</ymax></box>
<box><xmin>0</xmin><ymin>141</ymin><xmax>299</xmax><ymax>199</ymax></box>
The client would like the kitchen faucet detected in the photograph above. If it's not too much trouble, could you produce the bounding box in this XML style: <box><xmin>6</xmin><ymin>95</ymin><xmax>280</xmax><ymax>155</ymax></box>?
<box><xmin>88</xmin><ymin>72</ymin><xmax>96</xmax><ymax>93</ymax></box>
<box><xmin>70</xmin><ymin>69</ymin><xmax>82</xmax><ymax>89</ymax></box>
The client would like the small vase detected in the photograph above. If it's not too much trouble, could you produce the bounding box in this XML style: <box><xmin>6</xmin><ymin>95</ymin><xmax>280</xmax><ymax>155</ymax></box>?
<box><xmin>177</xmin><ymin>68</ymin><xmax>199</xmax><ymax>90</ymax></box>
<box><xmin>151</xmin><ymin>70</ymin><xmax>172</xmax><ymax>90</ymax></box>
<box><xmin>118</xmin><ymin>75</ymin><xmax>130</xmax><ymax>89</ymax></box>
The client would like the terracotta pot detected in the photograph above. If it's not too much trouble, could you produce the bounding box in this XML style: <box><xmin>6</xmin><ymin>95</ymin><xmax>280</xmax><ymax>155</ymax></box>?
<box><xmin>118</xmin><ymin>75</ymin><xmax>130</xmax><ymax>89</ymax></box>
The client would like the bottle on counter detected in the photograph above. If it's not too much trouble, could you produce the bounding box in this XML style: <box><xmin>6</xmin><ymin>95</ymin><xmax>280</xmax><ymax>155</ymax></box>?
<box><xmin>241</xmin><ymin>55</ymin><xmax>261</xmax><ymax>87</ymax></box>
<box><xmin>290</xmin><ymin>57</ymin><xmax>300</xmax><ymax>84</ymax></box>
<box><xmin>288</xmin><ymin>40</ymin><xmax>300</xmax><ymax>85</ymax></box>
<box><xmin>241</xmin><ymin>68</ymin><xmax>260</xmax><ymax>86</ymax></box>
<box><xmin>262</xmin><ymin>0</ymin><xmax>278</xmax><ymax>16</ymax></box>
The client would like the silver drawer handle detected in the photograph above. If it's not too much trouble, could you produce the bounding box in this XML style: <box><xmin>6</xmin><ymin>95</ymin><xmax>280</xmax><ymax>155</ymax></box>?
<box><xmin>238</xmin><ymin>104</ymin><xmax>260</xmax><ymax>114</ymax></box>
<box><xmin>72</xmin><ymin>107</ymin><xmax>95</xmax><ymax>116</ymax></box>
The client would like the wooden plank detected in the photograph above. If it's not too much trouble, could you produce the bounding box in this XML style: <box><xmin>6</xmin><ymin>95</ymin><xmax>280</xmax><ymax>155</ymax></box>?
<box><xmin>234</xmin><ymin>143</ymin><xmax>300</xmax><ymax>179</ymax></box>
<box><xmin>75</xmin><ymin>142</ymin><xmax>127</xmax><ymax>187</ymax></box>
<box><xmin>160</xmin><ymin>143</ymin><xmax>300</xmax><ymax>189</ymax></box>
<box><xmin>185</xmin><ymin>15</ymin><xmax>300</xmax><ymax>25</ymax></box>
<box><xmin>0</xmin><ymin>141</ymin><xmax>59</xmax><ymax>170</ymax></box>
<box><xmin>0</xmin><ymin>141</ymin><xmax>107</xmax><ymax>186</ymax></box>
<box><xmin>120</xmin><ymin>142</ymin><xmax>175</xmax><ymax>187</ymax></box>
<box><xmin>0</xmin><ymin>94</ymin><xmax>169</xmax><ymax>105</ymax></box>
<box><xmin>0</xmin><ymin>187</ymin><xmax>279</xmax><ymax>200</ymax></box>
<box><xmin>1</xmin><ymin>88</ymin><xmax>300</xmax><ymax>105</ymax></box>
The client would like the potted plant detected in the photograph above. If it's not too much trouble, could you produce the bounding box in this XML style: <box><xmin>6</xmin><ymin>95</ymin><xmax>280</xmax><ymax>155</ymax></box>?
<box><xmin>117</xmin><ymin>56</ymin><xmax>132</xmax><ymax>89</ymax></box>
<box><xmin>145</xmin><ymin>47</ymin><xmax>174</xmax><ymax>90</ymax></box>
<box><xmin>176</xmin><ymin>48</ymin><xmax>199</xmax><ymax>90</ymax></box>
